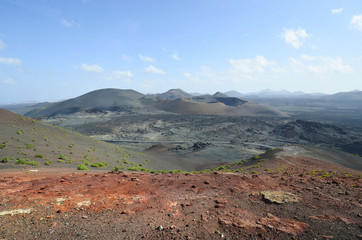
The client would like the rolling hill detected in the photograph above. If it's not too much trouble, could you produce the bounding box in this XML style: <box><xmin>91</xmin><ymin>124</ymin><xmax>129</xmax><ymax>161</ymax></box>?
<box><xmin>24</xmin><ymin>88</ymin><xmax>290</xmax><ymax>118</ymax></box>
<box><xmin>0</xmin><ymin>109</ymin><xmax>148</xmax><ymax>171</ymax></box>
<box><xmin>25</xmin><ymin>88</ymin><xmax>145</xmax><ymax>118</ymax></box>
<box><xmin>155</xmin><ymin>98</ymin><xmax>289</xmax><ymax>117</ymax></box>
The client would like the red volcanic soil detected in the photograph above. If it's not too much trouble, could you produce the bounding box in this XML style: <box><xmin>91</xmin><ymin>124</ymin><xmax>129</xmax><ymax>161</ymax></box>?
<box><xmin>0</xmin><ymin>166</ymin><xmax>361</xmax><ymax>239</ymax></box>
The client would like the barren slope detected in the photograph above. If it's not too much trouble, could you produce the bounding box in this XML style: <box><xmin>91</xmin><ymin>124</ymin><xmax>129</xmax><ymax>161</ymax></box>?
<box><xmin>0</xmin><ymin>147</ymin><xmax>361</xmax><ymax>239</ymax></box>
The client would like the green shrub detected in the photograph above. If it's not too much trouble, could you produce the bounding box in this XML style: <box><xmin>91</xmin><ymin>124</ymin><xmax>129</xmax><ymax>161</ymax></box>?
<box><xmin>15</xmin><ymin>157</ymin><xmax>39</xmax><ymax>166</ymax></box>
<box><xmin>77</xmin><ymin>164</ymin><xmax>89</xmax><ymax>170</ymax></box>
<box><xmin>1</xmin><ymin>156</ymin><xmax>11</xmax><ymax>163</ymax></box>
<box><xmin>90</xmin><ymin>161</ymin><xmax>108</xmax><ymax>168</ymax></box>
<box><xmin>59</xmin><ymin>154</ymin><xmax>67</xmax><ymax>160</ymax></box>
<box><xmin>128</xmin><ymin>166</ymin><xmax>141</xmax><ymax>171</ymax></box>
<box><xmin>0</xmin><ymin>144</ymin><xmax>6</xmax><ymax>149</ymax></box>
<box><xmin>82</xmin><ymin>160</ymin><xmax>91</xmax><ymax>166</ymax></box>
<box><xmin>112</xmin><ymin>166</ymin><xmax>121</xmax><ymax>173</ymax></box>
<box><xmin>25</xmin><ymin>143</ymin><xmax>34</xmax><ymax>149</ymax></box>
<box><xmin>250</xmin><ymin>170</ymin><xmax>259</xmax><ymax>174</ymax></box>
<box><xmin>16</xmin><ymin>157</ymin><xmax>29</xmax><ymax>164</ymax></box>
<box><xmin>44</xmin><ymin>161</ymin><xmax>52</xmax><ymax>165</ymax></box>
<box><xmin>27</xmin><ymin>161</ymin><xmax>40</xmax><ymax>166</ymax></box>
<box><xmin>35</xmin><ymin>154</ymin><xmax>44</xmax><ymax>158</ymax></box>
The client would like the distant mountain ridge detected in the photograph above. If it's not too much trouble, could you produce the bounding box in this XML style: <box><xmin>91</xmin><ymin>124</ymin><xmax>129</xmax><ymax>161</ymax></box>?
<box><xmin>150</xmin><ymin>89</ymin><xmax>193</xmax><ymax>99</ymax></box>
<box><xmin>24</xmin><ymin>88</ymin><xmax>289</xmax><ymax>118</ymax></box>
<box><xmin>26</xmin><ymin>88</ymin><xmax>144</xmax><ymax>117</ymax></box>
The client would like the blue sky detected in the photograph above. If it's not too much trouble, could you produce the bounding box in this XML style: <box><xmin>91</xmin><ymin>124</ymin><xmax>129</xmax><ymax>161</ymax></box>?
<box><xmin>0</xmin><ymin>0</ymin><xmax>362</xmax><ymax>103</ymax></box>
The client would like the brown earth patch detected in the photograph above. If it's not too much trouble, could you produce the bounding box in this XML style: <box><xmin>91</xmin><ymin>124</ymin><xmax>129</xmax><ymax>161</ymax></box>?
<box><xmin>0</xmin><ymin>168</ymin><xmax>361</xmax><ymax>239</ymax></box>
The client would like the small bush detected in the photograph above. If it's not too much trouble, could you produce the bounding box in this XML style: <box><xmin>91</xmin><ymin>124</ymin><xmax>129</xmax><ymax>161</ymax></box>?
<box><xmin>82</xmin><ymin>160</ymin><xmax>91</xmax><ymax>166</ymax></box>
<box><xmin>112</xmin><ymin>166</ymin><xmax>121</xmax><ymax>173</ymax></box>
<box><xmin>90</xmin><ymin>161</ymin><xmax>108</xmax><ymax>168</ymax></box>
<box><xmin>27</xmin><ymin>161</ymin><xmax>40</xmax><ymax>166</ymax></box>
<box><xmin>44</xmin><ymin>161</ymin><xmax>52</xmax><ymax>165</ymax></box>
<box><xmin>77</xmin><ymin>164</ymin><xmax>89</xmax><ymax>170</ymax></box>
<box><xmin>25</xmin><ymin>143</ymin><xmax>34</xmax><ymax>149</ymax></box>
<box><xmin>15</xmin><ymin>157</ymin><xmax>39</xmax><ymax>166</ymax></box>
<box><xmin>16</xmin><ymin>157</ymin><xmax>29</xmax><ymax>164</ymax></box>
<box><xmin>127</xmin><ymin>166</ymin><xmax>138</xmax><ymax>171</ymax></box>
<box><xmin>1</xmin><ymin>156</ymin><xmax>11</xmax><ymax>163</ymax></box>
<box><xmin>35</xmin><ymin>154</ymin><xmax>44</xmax><ymax>158</ymax></box>
<box><xmin>59</xmin><ymin>154</ymin><xmax>67</xmax><ymax>160</ymax></box>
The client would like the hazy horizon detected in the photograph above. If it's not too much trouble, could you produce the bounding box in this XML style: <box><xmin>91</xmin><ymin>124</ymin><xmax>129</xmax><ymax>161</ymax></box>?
<box><xmin>1</xmin><ymin>0</ymin><xmax>362</xmax><ymax>104</ymax></box>
<box><xmin>1</xmin><ymin>87</ymin><xmax>361</xmax><ymax>105</ymax></box>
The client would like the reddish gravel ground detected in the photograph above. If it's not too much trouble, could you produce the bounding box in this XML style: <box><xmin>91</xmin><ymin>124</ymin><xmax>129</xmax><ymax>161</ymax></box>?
<box><xmin>0</xmin><ymin>162</ymin><xmax>361</xmax><ymax>240</ymax></box>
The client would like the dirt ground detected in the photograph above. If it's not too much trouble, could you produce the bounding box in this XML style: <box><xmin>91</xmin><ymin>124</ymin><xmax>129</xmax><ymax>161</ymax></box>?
<box><xmin>0</xmin><ymin>161</ymin><xmax>361</xmax><ymax>240</ymax></box>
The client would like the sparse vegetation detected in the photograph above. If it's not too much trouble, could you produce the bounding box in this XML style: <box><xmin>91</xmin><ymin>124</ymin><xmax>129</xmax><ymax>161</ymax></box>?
<box><xmin>0</xmin><ymin>141</ymin><xmax>7</xmax><ymax>149</ymax></box>
<box><xmin>25</xmin><ymin>143</ymin><xmax>34</xmax><ymax>149</ymax></box>
<box><xmin>1</xmin><ymin>156</ymin><xmax>11</xmax><ymax>163</ymax></box>
<box><xmin>58</xmin><ymin>154</ymin><xmax>67</xmax><ymax>160</ymax></box>
<box><xmin>35</xmin><ymin>154</ymin><xmax>44</xmax><ymax>158</ymax></box>
<box><xmin>77</xmin><ymin>164</ymin><xmax>89</xmax><ymax>170</ymax></box>
<box><xmin>15</xmin><ymin>157</ymin><xmax>39</xmax><ymax>166</ymax></box>
<box><xmin>82</xmin><ymin>160</ymin><xmax>91</xmax><ymax>166</ymax></box>
<box><xmin>112</xmin><ymin>166</ymin><xmax>122</xmax><ymax>173</ymax></box>
<box><xmin>91</xmin><ymin>161</ymin><xmax>108</xmax><ymax>168</ymax></box>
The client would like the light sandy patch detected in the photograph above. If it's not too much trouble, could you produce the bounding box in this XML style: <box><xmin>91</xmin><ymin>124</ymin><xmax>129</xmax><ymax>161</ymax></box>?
<box><xmin>0</xmin><ymin>208</ymin><xmax>33</xmax><ymax>216</ymax></box>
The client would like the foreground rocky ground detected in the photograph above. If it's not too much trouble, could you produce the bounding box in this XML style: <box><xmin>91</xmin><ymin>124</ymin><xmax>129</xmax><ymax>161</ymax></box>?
<box><xmin>0</xmin><ymin>160</ymin><xmax>361</xmax><ymax>240</ymax></box>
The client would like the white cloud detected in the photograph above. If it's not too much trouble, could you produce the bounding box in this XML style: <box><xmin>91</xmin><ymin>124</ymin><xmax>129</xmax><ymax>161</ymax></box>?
<box><xmin>0</xmin><ymin>57</ymin><xmax>22</xmax><ymax>65</ymax></box>
<box><xmin>183</xmin><ymin>72</ymin><xmax>191</xmax><ymax>78</ymax></box>
<box><xmin>331</xmin><ymin>8</ymin><xmax>343</xmax><ymax>14</ymax></box>
<box><xmin>80</xmin><ymin>63</ymin><xmax>104</xmax><ymax>73</ymax></box>
<box><xmin>171</xmin><ymin>53</ymin><xmax>180</xmax><ymax>61</ymax></box>
<box><xmin>351</xmin><ymin>15</ymin><xmax>362</xmax><ymax>31</ymax></box>
<box><xmin>144</xmin><ymin>65</ymin><xmax>165</xmax><ymax>74</ymax></box>
<box><xmin>139</xmin><ymin>54</ymin><xmax>155</xmax><ymax>63</ymax></box>
<box><xmin>229</xmin><ymin>56</ymin><xmax>276</xmax><ymax>74</ymax></box>
<box><xmin>104</xmin><ymin>70</ymin><xmax>133</xmax><ymax>80</ymax></box>
<box><xmin>306</xmin><ymin>57</ymin><xmax>352</xmax><ymax>73</ymax></box>
<box><xmin>2</xmin><ymin>78</ymin><xmax>17</xmax><ymax>85</ymax></box>
<box><xmin>122</xmin><ymin>54</ymin><xmax>132</xmax><ymax>62</ymax></box>
<box><xmin>301</xmin><ymin>54</ymin><xmax>316</xmax><ymax>61</ymax></box>
<box><xmin>60</xmin><ymin>18</ymin><xmax>80</xmax><ymax>28</ymax></box>
<box><xmin>0</xmin><ymin>40</ymin><xmax>6</xmax><ymax>50</ymax></box>
<box><xmin>288</xmin><ymin>57</ymin><xmax>302</xmax><ymax>66</ymax></box>
<box><xmin>281</xmin><ymin>28</ymin><xmax>310</xmax><ymax>48</ymax></box>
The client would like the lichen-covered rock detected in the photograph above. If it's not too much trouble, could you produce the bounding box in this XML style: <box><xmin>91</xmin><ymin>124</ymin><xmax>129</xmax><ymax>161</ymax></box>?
<box><xmin>260</xmin><ymin>190</ymin><xmax>299</xmax><ymax>204</ymax></box>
